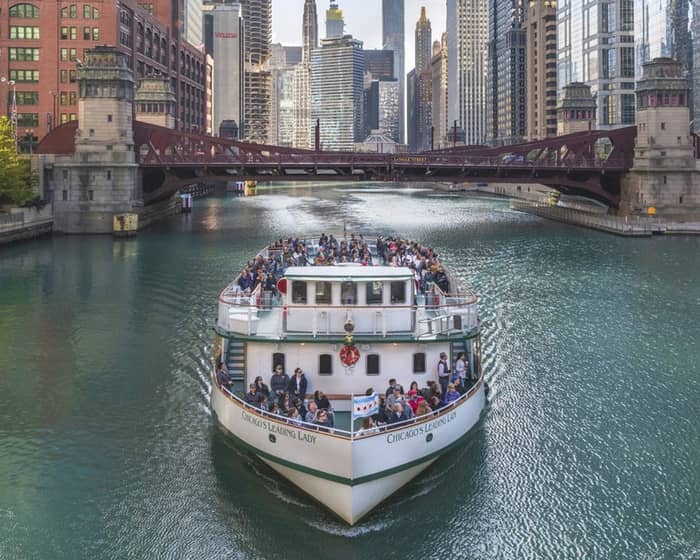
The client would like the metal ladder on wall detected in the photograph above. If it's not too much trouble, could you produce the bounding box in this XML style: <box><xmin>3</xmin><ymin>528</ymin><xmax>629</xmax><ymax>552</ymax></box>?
<box><xmin>226</xmin><ymin>341</ymin><xmax>246</xmax><ymax>391</ymax></box>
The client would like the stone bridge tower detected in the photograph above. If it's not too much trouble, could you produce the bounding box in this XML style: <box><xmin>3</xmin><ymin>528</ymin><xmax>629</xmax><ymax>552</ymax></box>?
<box><xmin>621</xmin><ymin>58</ymin><xmax>700</xmax><ymax>216</ymax></box>
<box><xmin>52</xmin><ymin>46</ymin><xmax>141</xmax><ymax>233</ymax></box>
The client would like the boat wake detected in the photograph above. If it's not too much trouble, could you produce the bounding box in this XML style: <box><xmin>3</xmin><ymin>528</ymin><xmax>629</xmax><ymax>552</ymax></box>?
<box><xmin>304</xmin><ymin>518</ymin><xmax>395</xmax><ymax>537</ymax></box>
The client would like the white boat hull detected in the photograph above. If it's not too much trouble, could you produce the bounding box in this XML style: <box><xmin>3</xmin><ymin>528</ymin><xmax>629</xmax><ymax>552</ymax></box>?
<box><xmin>211</xmin><ymin>377</ymin><xmax>486</xmax><ymax>524</ymax></box>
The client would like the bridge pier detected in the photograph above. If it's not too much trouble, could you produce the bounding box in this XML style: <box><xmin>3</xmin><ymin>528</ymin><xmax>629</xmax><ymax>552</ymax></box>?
<box><xmin>41</xmin><ymin>47</ymin><xmax>142</xmax><ymax>234</ymax></box>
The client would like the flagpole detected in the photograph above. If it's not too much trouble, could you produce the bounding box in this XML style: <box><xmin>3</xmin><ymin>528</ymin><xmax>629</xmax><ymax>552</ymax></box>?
<box><xmin>350</xmin><ymin>392</ymin><xmax>354</xmax><ymax>438</ymax></box>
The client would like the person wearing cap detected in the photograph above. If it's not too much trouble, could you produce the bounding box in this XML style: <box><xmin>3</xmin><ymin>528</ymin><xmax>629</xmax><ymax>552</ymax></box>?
<box><xmin>270</xmin><ymin>364</ymin><xmax>290</xmax><ymax>397</ymax></box>
<box><xmin>407</xmin><ymin>389</ymin><xmax>425</xmax><ymax>414</ymax></box>
<box><xmin>387</xmin><ymin>385</ymin><xmax>405</xmax><ymax>408</ymax></box>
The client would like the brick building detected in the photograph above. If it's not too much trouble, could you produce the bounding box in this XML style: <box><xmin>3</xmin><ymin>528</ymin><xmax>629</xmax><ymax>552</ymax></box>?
<box><xmin>0</xmin><ymin>0</ymin><xmax>208</xmax><ymax>148</ymax></box>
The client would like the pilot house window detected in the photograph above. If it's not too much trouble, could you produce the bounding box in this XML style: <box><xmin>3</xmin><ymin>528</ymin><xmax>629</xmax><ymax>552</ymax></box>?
<box><xmin>390</xmin><ymin>281</ymin><xmax>406</xmax><ymax>304</ymax></box>
<box><xmin>366</xmin><ymin>281</ymin><xmax>383</xmax><ymax>304</ymax></box>
<box><xmin>319</xmin><ymin>354</ymin><xmax>333</xmax><ymax>375</ymax></box>
<box><xmin>341</xmin><ymin>282</ymin><xmax>357</xmax><ymax>305</ymax></box>
<box><xmin>366</xmin><ymin>354</ymin><xmax>380</xmax><ymax>375</ymax></box>
<box><xmin>315</xmin><ymin>282</ymin><xmax>331</xmax><ymax>304</ymax></box>
<box><xmin>291</xmin><ymin>281</ymin><xmax>307</xmax><ymax>304</ymax></box>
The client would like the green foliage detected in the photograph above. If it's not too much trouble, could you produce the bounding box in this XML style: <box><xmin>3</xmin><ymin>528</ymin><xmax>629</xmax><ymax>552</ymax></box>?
<box><xmin>0</xmin><ymin>117</ymin><xmax>35</xmax><ymax>206</ymax></box>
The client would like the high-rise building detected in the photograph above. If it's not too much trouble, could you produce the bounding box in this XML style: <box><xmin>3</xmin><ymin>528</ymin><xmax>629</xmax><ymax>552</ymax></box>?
<box><xmin>203</xmin><ymin>2</ymin><xmax>244</xmax><ymax>137</ymax></box>
<box><xmin>635</xmin><ymin>0</ymin><xmax>690</xmax><ymax>76</ymax></box>
<box><xmin>447</xmin><ymin>0</ymin><xmax>489</xmax><ymax>145</ymax></box>
<box><xmin>239</xmin><ymin>0</ymin><xmax>272</xmax><ymax>143</ymax></box>
<box><xmin>431</xmin><ymin>34</ymin><xmax>449</xmax><ymax>148</ymax></box>
<box><xmin>383</xmin><ymin>0</ymin><xmax>405</xmax><ymax>142</ymax></box>
<box><xmin>525</xmin><ymin>0</ymin><xmax>558</xmax><ymax>140</ymax></box>
<box><xmin>311</xmin><ymin>36</ymin><xmax>364</xmax><ymax>150</ymax></box>
<box><xmin>407</xmin><ymin>68</ymin><xmax>417</xmax><ymax>149</ymax></box>
<box><xmin>557</xmin><ymin>0</ymin><xmax>636</xmax><ymax>128</ymax></box>
<box><xmin>294</xmin><ymin>0</ymin><xmax>318</xmax><ymax>148</ymax></box>
<box><xmin>272</xmin><ymin>65</ymin><xmax>297</xmax><ymax>147</ymax></box>
<box><xmin>0</xmin><ymin>0</ymin><xmax>208</xmax><ymax>145</ymax></box>
<box><xmin>364</xmin><ymin>50</ymin><xmax>395</xmax><ymax>81</ymax></box>
<box><xmin>412</xmin><ymin>7</ymin><xmax>433</xmax><ymax>151</ymax></box>
<box><xmin>326</xmin><ymin>2</ymin><xmax>344</xmax><ymax>39</ymax></box>
<box><xmin>138</xmin><ymin>0</ymin><xmax>202</xmax><ymax>48</ymax></box>
<box><xmin>415</xmin><ymin>7</ymin><xmax>432</xmax><ymax>73</ymax></box>
<box><xmin>693</xmin><ymin>5</ymin><xmax>700</xmax><ymax>128</ymax></box>
<box><xmin>487</xmin><ymin>0</ymin><xmax>526</xmax><ymax>145</ymax></box>
<box><xmin>364</xmin><ymin>79</ymin><xmax>400</xmax><ymax>142</ymax></box>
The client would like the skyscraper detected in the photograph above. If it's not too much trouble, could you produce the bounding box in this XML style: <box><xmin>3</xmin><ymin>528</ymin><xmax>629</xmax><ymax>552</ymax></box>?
<box><xmin>431</xmin><ymin>34</ymin><xmax>449</xmax><ymax>148</ymax></box>
<box><xmin>294</xmin><ymin>0</ymin><xmax>318</xmax><ymax>148</ymax></box>
<box><xmin>311</xmin><ymin>36</ymin><xmax>365</xmax><ymax>150</ymax></box>
<box><xmin>326</xmin><ymin>2</ymin><xmax>345</xmax><ymax>39</ymax></box>
<box><xmin>525</xmin><ymin>0</ymin><xmax>558</xmax><ymax>140</ymax></box>
<box><xmin>239</xmin><ymin>0</ymin><xmax>273</xmax><ymax>143</ymax></box>
<box><xmin>203</xmin><ymin>2</ymin><xmax>245</xmax><ymax>137</ymax></box>
<box><xmin>557</xmin><ymin>0</ymin><xmax>636</xmax><ymax>128</ymax></box>
<box><xmin>415</xmin><ymin>7</ymin><xmax>432</xmax><ymax>73</ymax></box>
<box><xmin>635</xmin><ymin>0</ymin><xmax>690</xmax><ymax>76</ymax></box>
<box><xmin>447</xmin><ymin>0</ymin><xmax>489</xmax><ymax>145</ymax></box>
<box><xmin>487</xmin><ymin>0</ymin><xmax>526</xmax><ymax>145</ymax></box>
<box><xmin>383</xmin><ymin>0</ymin><xmax>405</xmax><ymax>142</ymax></box>
<box><xmin>412</xmin><ymin>7</ymin><xmax>433</xmax><ymax>151</ymax></box>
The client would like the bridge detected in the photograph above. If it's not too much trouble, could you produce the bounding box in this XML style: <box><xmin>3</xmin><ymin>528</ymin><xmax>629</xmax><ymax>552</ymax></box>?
<box><xmin>38</xmin><ymin>120</ymin><xmax>638</xmax><ymax>207</ymax></box>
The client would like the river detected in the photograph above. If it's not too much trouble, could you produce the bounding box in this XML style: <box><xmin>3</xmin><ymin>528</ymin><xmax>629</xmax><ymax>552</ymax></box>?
<box><xmin>0</xmin><ymin>185</ymin><xmax>698</xmax><ymax>559</ymax></box>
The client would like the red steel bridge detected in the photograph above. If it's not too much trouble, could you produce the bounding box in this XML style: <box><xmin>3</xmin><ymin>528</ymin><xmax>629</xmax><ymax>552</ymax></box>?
<box><xmin>38</xmin><ymin>120</ymin><xmax>640</xmax><ymax>207</ymax></box>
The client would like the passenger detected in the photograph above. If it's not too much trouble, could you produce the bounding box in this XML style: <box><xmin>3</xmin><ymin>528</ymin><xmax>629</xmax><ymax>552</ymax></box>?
<box><xmin>269</xmin><ymin>402</ymin><xmax>281</xmax><ymax>416</ymax></box>
<box><xmin>279</xmin><ymin>394</ymin><xmax>292</xmax><ymax>414</ymax></box>
<box><xmin>254</xmin><ymin>376</ymin><xmax>270</xmax><ymax>398</ymax></box>
<box><xmin>270</xmin><ymin>365</ymin><xmax>290</xmax><ymax>398</ymax></box>
<box><xmin>407</xmin><ymin>389</ymin><xmax>425</xmax><ymax>413</ymax></box>
<box><xmin>444</xmin><ymin>383</ymin><xmax>461</xmax><ymax>404</ymax></box>
<box><xmin>287</xmin><ymin>368</ymin><xmax>308</xmax><ymax>401</ymax></box>
<box><xmin>216</xmin><ymin>363</ymin><xmax>232</xmax><ymax>390</ymax></box>
<box><xmin>387</xmin><ymin>386</ymin><xmax>404</xmax><ymax>408</ymax></box>
<box><xmin>257</xmin><ymin>395</ymin><xmax>269</xmax><ymax>411</ymax></box>
<box><xmin>415</xmin><ymin>401</ymin><xmax>431</xmax><ymax>416</ymax></box>
<box><xmin>453</xmin><ymin>376</ymin><xmax>466</xmax><ymax>395</ymax></box>
<box><xmin>305</xmin><ymin>401</ymin><xmax>318</xmax><ymax>424</ymax></box>
<box><xmin>287</xmin><ymin>407</ymin><xmax>302</xmax><ymax>425</ymax></box>
<box><xmin>429</xmin><ymin>395</ymin><xmax>442</xmax><ymax>412</ymax></box>
<box><xmin>373</xmin><ymin>395</ymin><xmax>390</xmax><ymax>425</ymax></box>
<box><xmin>388</xmin><ymin>403</ymin><xmax>404</xmax><ymax>424</ymax></box>
<box><xmin>357</xmin><ymin>417</ymin><xmax>378</xmax><ymax>435</ymax></box>
<box><xmin>245</xmin><ymin>384</ymin><xmax>258</xmax><ymax>406</ymax></box>
<box><xmin>314</xmin><ymin>390</ymin><xmax>334</xmax><ymax>427</ymax></box>
<box><xmin>385</xmin><ymin>378</ymin><xmax>403</xmax><ymax>397</ymax></box>
<box><xmin>420</xmin><ymin>381</ymin><xmax>434</xmax><ymax>401</ymax></box>
<box><xmin>313</xmin><ymin>410</ymin><xmax>332</xmax><ymax>432</ymax></box>
<box><xmin>437</xmin><ymin>352</ymin><xmax>451</xmax><ymax>397</ymax></box>
<box><xmin>401</xmin><ymin>402</ymin><xmax>414</xmax><ymax>420</ymax></box>
<box><xmin>293</xmin><ymin>398</ymin><xmax>307</xmax><ymax>420</ymax></box>
<box><xmin>409</xmin><ymin>381</ymin><xmax>420</xmax><ymax>393</ymax></box>
<box><xmin>454</xmin><ymin>353</ymin><xmax>467</xmax><ymax>386</ymax></box>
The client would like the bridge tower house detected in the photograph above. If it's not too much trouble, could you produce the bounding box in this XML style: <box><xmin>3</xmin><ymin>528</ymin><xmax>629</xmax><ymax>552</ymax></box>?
<box><xmin>556</xmin><ymin>83</ymin><xmax>597</xmax><ymax>136</ymax></box>
<box><xmin>620</xmin><ymin>57</ymin><xmax>700</xmax><ymax>216</ymax></box>
<box><xmin>52</xmin><ymin>46</ymin><xmax>141</xmax><ymax>233</ymax></box>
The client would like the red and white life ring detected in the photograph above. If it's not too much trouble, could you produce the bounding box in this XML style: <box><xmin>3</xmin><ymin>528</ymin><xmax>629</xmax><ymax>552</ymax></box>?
<box><xmin>339</xmin><ymin>345</ymin><xmax>360</xmax><ymax>367</ymax></box>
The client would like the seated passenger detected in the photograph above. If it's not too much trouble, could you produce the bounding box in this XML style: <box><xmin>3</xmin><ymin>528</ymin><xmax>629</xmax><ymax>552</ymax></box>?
<box><xmin>373</xmin><ymin>395</ymin><xmax>390</xmax><ymax>425</ymax></box>
<box><xmin>444</xmin><ymin>383</ymin><xmax>461</xmax><ymax>404</ymax></box>
<box><xmin>415</xmin><ymin>401</ymin><xmax>431</xmax><ymax>416</ymax></box>
<box><xmin>287</xmin><ymin>407</ymin><xmax>302</xmax><ymax>424</ymax></box>
<box><xmin>387</xmin><ymin>386</ymin><xmax>405</xmax><ymax>408</ymax></box>
<box><xmin>257</xmin><ymin>395</ymin><xmax>269</xmax><ymax>411</ymax></box>
<box><xmin>407</xmin><ymin>389</ymin><xmax>425</xmax><ymax>413</ymax></box>
<box><xmin>429</xmin><ymin>395</ymin><xmax>442</xmax><ymax>411</ymax></box>
<box><xmin>254</xmin><ymin>376</ymin><xmax>270</xmax><ymax>398</ymax></box>
<box><xmin>385</xmin><ymin>378</ymin><xmax>401</xmax><ymax>397</ymax></box>
<box><xmin>287</xmin><ymin>368</ymin><xmax>308</xmax><ymax>401</ymax></box>
<box><xmin>270</xmin><ymin>365</ymin><xmax>290</xmax><ymax>398</ymax></box>
<box><xmin>314</xmin><ymin>390</ymin><xmax>332</xmax><ymax>412</ymax></box>
<box><xmin>388</xmin><ymin>403</ymin><xmax>404</xmax><ymax>424</ymax></box>
<box><xmin>357</xmin><ymin>417</ymin><xmax>378</xmax><ymax>435</ymax></box>
<box><xmin>293</xmin><ymin>398</ymin><xmax>307</xmax><ymax>419</ymax></box>
<box><xmin>279</xmin><ymin>394</ymin><xmax>292</xmax><ymax>414</ymax></box>
<box><xmin>245</xmin><ymin>384</ymin><xmax>258</xmax><ymax>406</ymax></box>
<box><xmin>216</xmin><ymin>363</ymin><xmax>232</xmax><ymax>390</ymax></box>
<box><xmin>313</xmin><ymin>410</ymin><xmax>332</xmax><ymax>431</ymax></box>
<box><xmin>305</xmin><ymin>401</ymin><xmax>318</xmax><ymax>424</ymax></box>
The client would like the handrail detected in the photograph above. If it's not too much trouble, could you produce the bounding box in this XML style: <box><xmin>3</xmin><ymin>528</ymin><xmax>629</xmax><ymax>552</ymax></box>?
<box><xmin>212</xmin><ymin>367</ymin><xmax>484</xmax><ymax>442</ymax></box>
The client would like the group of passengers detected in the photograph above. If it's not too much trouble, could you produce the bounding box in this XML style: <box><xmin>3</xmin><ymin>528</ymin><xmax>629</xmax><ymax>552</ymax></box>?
<box><xmin>314</xmin><ymin>233</ymin><xmax>374</xmax><ymax>266</ymax></box>
<box><xmin>376</xmin><ymin>236</ymin><xmax>450</xmax><ymax>294</ymax></box>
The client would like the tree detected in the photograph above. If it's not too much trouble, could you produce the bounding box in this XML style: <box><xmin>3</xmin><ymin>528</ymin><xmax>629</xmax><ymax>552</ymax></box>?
<box><xmin>0</xmin><ymin>116</ymin><xmax>35</xmax><ymax>206</ymax></box>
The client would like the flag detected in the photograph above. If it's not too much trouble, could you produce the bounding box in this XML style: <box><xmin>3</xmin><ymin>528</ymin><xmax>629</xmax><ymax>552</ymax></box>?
<box><xmin>352</xmin><ymin>393</ymin><xmax>380</xmax><ymax>419</ymax></box>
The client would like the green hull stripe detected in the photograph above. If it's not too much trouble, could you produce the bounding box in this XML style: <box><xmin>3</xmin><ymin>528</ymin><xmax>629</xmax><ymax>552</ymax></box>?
<box><xmin>214</xmin><ymin>406</ymin><xmax>483</xmax><ymax>487</ymax></box>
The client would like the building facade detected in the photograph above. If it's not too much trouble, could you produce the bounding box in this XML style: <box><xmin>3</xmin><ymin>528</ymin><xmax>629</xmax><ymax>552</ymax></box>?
<box><xmin>294</xmin><ymin>0</ymin><xmax>317</xmax><ymax>148</ymax></box>
<box><xmin>557</xmin><ymin>0</ymin><xmax>636</xmax><ymax>128</ymax></box>
<box><xmin>382</xmin><ymin>0</ymin><xmax>405</xmax><ymax>143</ymax></box>
<box><xmin>326</xmin><ymin>2</ymin><xmax>344</xmax><ymax>39</ymax></box>
<box><xmin>413</xmin><ymin>7</ymin><xmax>433</xmax><ymax>151</ymax></box>
<box><xmin>431</xmin><ymin>34</ymin><xmax>449</xmax><ymax>148</ymax></box>
<box><xmin>203</xmin><ymin>1</ymin><xmax>244</xmax><ymax>137</ymax></box>
<box><xmin>525</xmin><ymin>0</ymin><xmax>558</xmax><ymax>140</ymax></box>
<box><xmin>634</xmin><ymin>0</ymin><xmax>690</xmax><ymax>77</ymax></box>
<box><xmin>447</xmin><ymin>0</ymin><xmax>489</xmax><ymax>145</ymax></box>
<box><xmin>487</xmin><ymin>0</ymin><xmax>527</xmax><ymax>145</ymax></box>
<box><xmin>364</xmin><ymin>50</ymin><xmax>394</xmax><ymax>81</ymax></box>
<box><xmin>310</xmin><ymin>36</ymin><xmax>364</xmax><ymax>151</ymax></box>
<box><xmin>0</xmin><ymin>0</ymin><xmax>208</xmax><ymax>146</ymax></box>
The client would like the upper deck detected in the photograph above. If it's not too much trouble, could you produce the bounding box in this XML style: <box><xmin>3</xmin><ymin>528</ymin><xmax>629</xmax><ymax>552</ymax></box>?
<box><xmin>216</xmin><ymin>236</ymin><xmax>479</xmax><ymax>341</ymax></box>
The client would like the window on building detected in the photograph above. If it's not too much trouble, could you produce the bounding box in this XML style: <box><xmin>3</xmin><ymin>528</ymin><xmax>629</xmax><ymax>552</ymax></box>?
<box><xmin>9</xmin><ymin>69</ymin><xmax>39</xmax><ymax>82</ymax></box>
<box><xmin>83</xmin><ymin>26</ymin><xmax>91</xmax><ymax>40</ymax></box>
<box><xmin>62</xmin><ymin>190</ymin><xmax>68</xmax><ymax>200</ymax></box>
<box><xmin>69</xmin><ymin>70</ymin><xmax>77</xmax><ymax>83</ymax></box>
<box><xmin>620</xmin><ymin>0</ymin><xmax>634</xmax><ymax>31</ymax></box>
<box><xmin>390</xmin><ymin>281</ymin><xmax>406</xmax><ymax>304</ymax></box>
<box><xmin>291</xmin><ymin>281</ymin><xmax>308</xmax><ymax>304</ymax></box>
<box><xmin>272</xmin><ymin>353</ymin><xmax>285</xmax><ymax>373</ymax></box>
<box><xmin>366</xmin><ymin>354</ymin><xmax>380</xmax><ymax>375</ymax></box>
<box><xmin>14</xmin><ymin>91</ymin><xmax>39</xmax><ymax>105</ymax></box>
<box><xmin>83</xmin><ymin>4</ymin><xmax>92</xmax><ymax>19</ymax></box>
<box><xmin>413</xmin><ymin>352</ymin><xmax>426</xmax><ymax>374</ymax></box>
<box><xmin>60</xmin><ymin>113</ymin><xmax>68</xmax><ymax>124</ymax></box>
<box><xmin>319</xmin><ymin>354</ymin><xmax>333</xmax><ymax>375</ymax></box>
<box><xmin>341</xmin><ymin>282</ymin><xmax>357</xmax><ymax>305</ymax></box>
<box><xmin>315</xmin><ymin>282</ymin><xmax>331</xmax><ymax>304</ymax></box>
<box><xmin>107</xmin><ymin>114</ymin><xmax>112</xmax><ymax>122</ymax></box>
<box><xmin>60</xmin><ymin>70</ymin><xmax>68</xmax><ymax>83</ymax></box>
<box><xmin>106</xmin><ymin>170</ymin><xmax>112</xmax><ymax>180</ymax></box>
<box><xmin>9</xmin><ymin>47</ymin><xmax>39</xmax><ymax>61</ymax></box>
<box><xmin>9</xmin><ymin>3</ymin><xmax>39</xmax><ymax>18</ymax></box>
<box><xmin>92</xmin><ymin>7</ymin><xmax>99</xmax><ymax>18</ymax></box>
<box><xmin>10</xmin><ymin>25</ymin><xmax>40</xmax><ymax>39</ymax></box>
<box><xmin>88</xmin><ymin>190</ymin><xmax>94</xmax><ymax>201</ymax></box>
<box><xmin>621</xmin><ymin>94</ymin><xmax>635</xmax><ymax>124</ymax></box>
<box><xmin>621</xmin><ymin>47</ymin><xmax>634</xmax><ymax>78</ymax></box>
<box><xmin>69</xmin><ymin>113</ymin><xmax>77</xmax><ymax>121</ymax></box>
<box><xmin>366</xmin><ymin>281</ymin><xmax>383</xmax><ymax>304</ymax></box>
<box><xmin>92</xmin><ymin>27</ymin><xmax>100</xmax><ymax>41</ymax></box>
<box><xmin>17</xmin><ymin>113</ymin><xmax>39</xmax><ymax>126</ymax></box>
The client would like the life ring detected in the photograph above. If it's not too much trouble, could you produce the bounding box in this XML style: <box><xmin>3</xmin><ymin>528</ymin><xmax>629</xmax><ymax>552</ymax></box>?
<box><xmin>339</xmin><ymin>345</ymin><xmax>360</xmax><ymax>367</ymax></box>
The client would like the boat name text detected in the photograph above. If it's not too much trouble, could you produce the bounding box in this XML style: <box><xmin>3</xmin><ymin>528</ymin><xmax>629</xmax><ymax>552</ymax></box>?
<box><xmin>386</xmin><ymin>411</ymin><xmax>457</xmax><ymax>444</ymax></box>
<box><xmin>241</xmin><ymin>410</ymin><xmax>317</xmax><ymax>444</ymax></box>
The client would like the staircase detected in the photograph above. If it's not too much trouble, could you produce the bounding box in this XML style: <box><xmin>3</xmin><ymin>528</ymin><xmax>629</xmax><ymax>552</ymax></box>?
<box><xmin>226</xmin><ymin>341</ymin><xmax>246</xmax><ymax>392</ymax></box>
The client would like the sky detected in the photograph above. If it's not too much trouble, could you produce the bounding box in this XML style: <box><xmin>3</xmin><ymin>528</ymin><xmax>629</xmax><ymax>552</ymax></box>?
<box><xmin>271</xmin><ymin>0</ymin><xmax>447</xmax><ymax>76</ymax></box>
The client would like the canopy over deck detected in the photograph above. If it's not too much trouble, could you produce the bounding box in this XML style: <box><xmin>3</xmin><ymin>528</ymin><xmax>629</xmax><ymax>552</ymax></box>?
<box><xmin>284</xmin><ymin>265</ymin><xmax>413</xmax><ymax>281</ymax></box>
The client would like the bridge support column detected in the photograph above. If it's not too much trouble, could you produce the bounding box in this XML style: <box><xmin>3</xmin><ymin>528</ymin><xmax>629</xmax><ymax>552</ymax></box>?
<box><xmin>620</xmin><ymin>58</ymin><xmax>700</xmax><ymax>217</ymax></box>
<box><xmin>49</xmin><ymin>47</ymin><xmax>141</xmax><ymax>234</ymax></box>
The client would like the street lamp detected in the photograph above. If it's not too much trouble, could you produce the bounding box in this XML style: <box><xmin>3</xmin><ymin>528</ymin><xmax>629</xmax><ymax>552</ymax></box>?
<box><xmin>25</xmin><ymin>129</ymin><xmax>34</xmax><ymax>155</ymax></box>
<box><xmin>0</xmin><ymin>77</ymin><xmax>18</xmax><ymax>150</ymax></box>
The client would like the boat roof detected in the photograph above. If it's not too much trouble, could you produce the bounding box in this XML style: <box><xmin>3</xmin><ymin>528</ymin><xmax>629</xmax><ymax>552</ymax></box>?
<box><xmin>284</xmin><ymin>265</ymin><xmax>413</xmax><ymax>281</ymax></box>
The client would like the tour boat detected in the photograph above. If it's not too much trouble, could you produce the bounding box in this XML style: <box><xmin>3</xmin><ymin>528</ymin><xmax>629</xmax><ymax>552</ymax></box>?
<box><xmin>211</xmin><ymin>235</ymin><xmax>486</xmax><ymax>524</ymax></box>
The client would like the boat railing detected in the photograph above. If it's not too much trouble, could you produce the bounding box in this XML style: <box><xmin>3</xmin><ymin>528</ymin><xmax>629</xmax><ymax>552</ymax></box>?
<box><xmin>214</xmin><ymin>368</ymin><xmax>484</xmax><ymax>441</ymax></box>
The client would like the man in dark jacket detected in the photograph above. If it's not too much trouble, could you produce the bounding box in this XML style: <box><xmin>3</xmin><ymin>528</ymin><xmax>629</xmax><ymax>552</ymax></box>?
<box><xmin>287</xmin><ymin>368</ymin><xmax>308</xmax><ymax>400</ymax></box>
<box><xmin>270</xmin><ymin>365</ymin><xmax>290</xmax><ymax>397</ymax></box>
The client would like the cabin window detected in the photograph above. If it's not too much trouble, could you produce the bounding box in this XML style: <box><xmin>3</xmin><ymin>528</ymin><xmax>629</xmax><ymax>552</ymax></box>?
<box><xmin>366</xmin><ymin>281</ymin><xmax>383</xmax><ymax>304</ymax></box>
<box><xmin>413</xmin><ymin>353</ymin><xmax>426</xmax><ymax>373</ymax></box>
<box><xmin>272</xmin><ymin>353</ymin><xmax>285</xmax><ymax>372</ymax></box>
<box><xmin>319</xmin><ymin>354</ymin><xmax>333</xmax><ymax>375</ymax></box>
<box><xmin>390</xmin><ymin>281</ymin><xmax>406</xmax><ymax>304</ymax></box>
<box><xmin>366</xmin><ymin>354</ymin><xmax>380</xmax><ymax>375</ymax></box>
<box><xmin>315</xmin><ymin>281</ymin><xmax>331</xmax><ymax>304</ymax></box>
<box><xmin>291</xmin><ymin>281</ymin><xmax>308</xmax><ymax>304</ymax></box>
<box><xmin>341</xmin><ymin>281</ymin><xmax>357</xmax><ymax>305</ymax></box>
